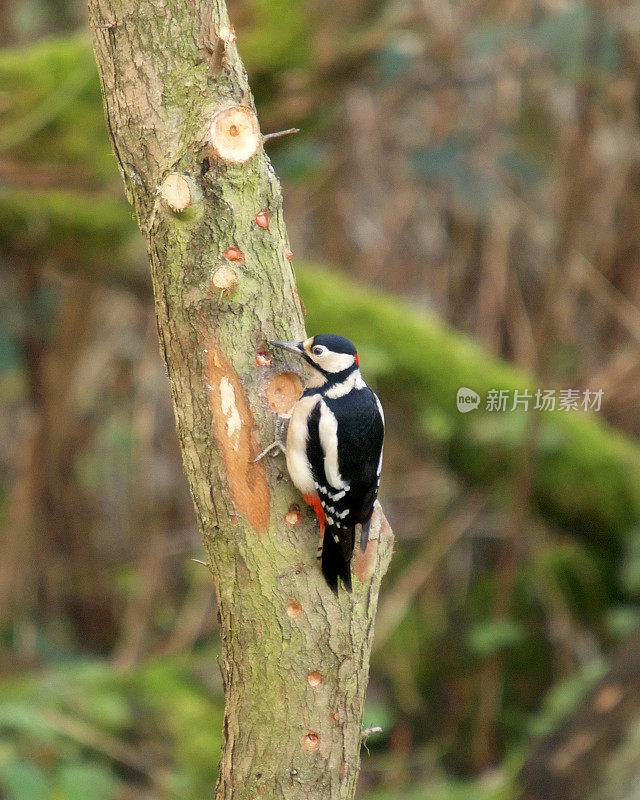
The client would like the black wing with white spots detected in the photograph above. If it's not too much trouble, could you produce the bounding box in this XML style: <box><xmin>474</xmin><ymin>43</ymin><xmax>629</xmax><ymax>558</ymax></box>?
<box><xmin>306</xmin><ymin>386</ymin><xmax>384</xmax><ymax>592</ymax></box>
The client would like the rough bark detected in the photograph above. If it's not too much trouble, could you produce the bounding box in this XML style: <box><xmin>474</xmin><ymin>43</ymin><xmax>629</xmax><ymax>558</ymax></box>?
<box><xmin>87</xmin><ymin>2</ymin><xmax>392</xmax><ymax>799</ymax></box>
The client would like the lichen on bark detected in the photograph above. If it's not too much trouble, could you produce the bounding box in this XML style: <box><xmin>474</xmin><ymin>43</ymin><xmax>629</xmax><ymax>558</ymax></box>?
<box><xmin>87</xmin><ymin>1</ymin><xmax>393</xmax><ymax>797</ymax></box>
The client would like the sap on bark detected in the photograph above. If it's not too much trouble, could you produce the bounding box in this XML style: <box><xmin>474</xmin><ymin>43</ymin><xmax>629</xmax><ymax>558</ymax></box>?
<box><xmin>208</xmin><ymin>106</ymin><xmax>261</xmax><ymax>164</ymax></box>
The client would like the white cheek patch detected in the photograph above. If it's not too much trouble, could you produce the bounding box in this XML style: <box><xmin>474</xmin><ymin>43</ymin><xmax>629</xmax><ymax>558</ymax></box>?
<box><xmin>320</xmin><ymin>351</ymin><xmax>356</xmax><ymax>373</ymax></box>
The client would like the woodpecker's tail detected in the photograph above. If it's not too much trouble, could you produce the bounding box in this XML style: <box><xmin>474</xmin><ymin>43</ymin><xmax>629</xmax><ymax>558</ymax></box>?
<box><xmin>318</xmin><ymin>525</ymin><xmax>355</xmax><ymax>595</ymax></box>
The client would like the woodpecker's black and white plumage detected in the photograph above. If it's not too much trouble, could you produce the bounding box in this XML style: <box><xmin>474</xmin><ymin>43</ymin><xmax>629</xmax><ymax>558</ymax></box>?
<box><xmin>269</xmin><ymin>334</ymin><xmax>384</xmax><ymax>594</ymax></box>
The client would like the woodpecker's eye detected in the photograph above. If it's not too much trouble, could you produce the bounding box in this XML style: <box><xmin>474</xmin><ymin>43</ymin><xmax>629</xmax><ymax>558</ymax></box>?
<box><xmin>312</xmin><ymin>345</ymin><xmax>326</xmax><ymax>356</ymax></box>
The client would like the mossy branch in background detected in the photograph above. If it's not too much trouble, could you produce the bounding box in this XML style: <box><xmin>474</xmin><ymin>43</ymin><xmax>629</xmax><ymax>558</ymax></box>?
<box><xmin>2</xmin><ymin>179</ymin><xmax>640</xmax><ymax>547</ymax></box>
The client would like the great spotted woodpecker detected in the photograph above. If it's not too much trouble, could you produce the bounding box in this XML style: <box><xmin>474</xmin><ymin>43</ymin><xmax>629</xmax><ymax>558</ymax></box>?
<box><xmin>268</xmin><ymin>334</ymin><xmax>384</xmax><ymax>594</ymax></box>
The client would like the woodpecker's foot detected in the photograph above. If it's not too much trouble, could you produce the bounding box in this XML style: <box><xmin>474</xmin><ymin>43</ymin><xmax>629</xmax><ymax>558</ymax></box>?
<box><xmin>249</xmin><ymin>416</ymin><xmax>288</xmax><ymax>463</ymax></box>
<box><xmin>249</xmin><ymin>439</ymin><xmax>285</xmax><ymax>463</ymax></box>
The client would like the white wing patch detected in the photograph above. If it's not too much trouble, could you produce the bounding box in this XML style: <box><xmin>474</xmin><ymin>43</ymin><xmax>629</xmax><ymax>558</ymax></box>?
<box><xmin>318</xmin><ymin>401</ymin><xmax>348</xmax><ymax>489</ymax></box>
<box><xmin>375</xmin><ymin>393</ymin><xmax>385</xmax><ymax>426</ymax></box>
<box><xmin>375</xmin><ymin>392</ymin><xmax>384</xmax><ymax>478</ymax></box>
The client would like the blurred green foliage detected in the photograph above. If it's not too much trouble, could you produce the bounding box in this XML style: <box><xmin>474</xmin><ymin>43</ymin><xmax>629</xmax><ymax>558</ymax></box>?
<box><xmin>0</xmin><ymin>654</ymin><xmax>224</xmax><ymax>800</ymax></box>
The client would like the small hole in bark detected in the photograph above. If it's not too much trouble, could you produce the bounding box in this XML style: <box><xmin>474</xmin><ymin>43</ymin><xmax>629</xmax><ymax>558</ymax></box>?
<box><xmin>307</xmin><ymin>671</ymin><xmax>323</xmax><ymax>687</ymax></box>
<box><xmin>267</xmin><ymin>372</ymin><xmax>303</xmax><ymax>414</ymax></box>
<box><xmin>286</xmin><ymin>599</ymin><xmax>302</xmax><ymax>619</ymax></box>
<box><xmin>201</xmin><ymin>157</ymin><xmax>210</xmax><ymax>176</ymax></box>
<box><xmin>303</xmin><ymin>731</ymin><xmax>319</xmax><ymax>750</ymax></box>
<box><xmin>255</xmin><ymin>349</ymin><xmax>271</xmax><ymax>367</ymax></box>
<box><xmin>285</xmin><ymin>506</ymin><xmax>302</xmax><ymax>526</ymax></box>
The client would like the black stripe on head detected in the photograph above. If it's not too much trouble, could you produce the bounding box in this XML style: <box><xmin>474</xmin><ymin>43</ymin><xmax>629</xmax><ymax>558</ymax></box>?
<box><xmin>300</xmin><ymin>353</ymin><xmax>358</xmax><ymax>380</ymax></box>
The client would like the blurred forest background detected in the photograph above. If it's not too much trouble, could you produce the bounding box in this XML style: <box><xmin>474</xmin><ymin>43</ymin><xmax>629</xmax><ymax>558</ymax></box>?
<box><xmin>4</xmin><ymin>0</ymin><xmax>640</xmax><ymax>797</ymax></box>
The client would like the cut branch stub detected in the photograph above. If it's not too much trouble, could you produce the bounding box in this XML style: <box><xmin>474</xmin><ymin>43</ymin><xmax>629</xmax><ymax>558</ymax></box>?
<box><xmin>224</xmin><ymin>246</ymin><xmax>245</xmax><ymax>262</ymax></box>
<box><xmin>211</xmin><ymin>266</ymin><xmax>239</xmax><ymax>295</ymax></box>
<box><xmin>286</xmin><ymin>599</ymin><xmax>303</xmax><ymax>619</ymax></box>
<box><xmin>285</xmin><ymin>506</ymin><xmax>302</xmax><ymax>526</ymax></box>
<box><xmin>160</xmin><ymin>172</ymin><xmax>193</xmax><ymax>212</ymax></box>
<box><xmin>266</xmin><ymin>372</ymin><xmax>303</xmax><ymax>414</ymax></box>
<box><xmin>304</xmin><ymin>731</ymin><xmax>320</xmax><ymax>751</ymax></box>
<box><xmin>307</xmin><ymin>671</ymin><xmax>323</xmax><ymax>687</ymax></box>
<box><xmin>255</xmin><ymin>209</ymin><xmax>270</xmax><ymax>229</ymax></box>
<box><xmin>208</xmin><ymin>105</ymin><xmax>261</xmax><ymax>164</ymax></box>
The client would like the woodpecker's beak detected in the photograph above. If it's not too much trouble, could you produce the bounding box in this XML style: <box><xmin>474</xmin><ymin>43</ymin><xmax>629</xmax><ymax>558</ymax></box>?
<box><xmin>268</xmin><ymin>339</ymin><xmax>304</xmax><ymax>356</ymax></box>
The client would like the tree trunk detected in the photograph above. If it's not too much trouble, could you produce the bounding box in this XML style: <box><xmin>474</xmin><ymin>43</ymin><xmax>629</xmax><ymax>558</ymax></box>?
<box><xmin>87</xmin><ymin>2</ymin><xmax>393</xmax><ymax>799</ymax></box>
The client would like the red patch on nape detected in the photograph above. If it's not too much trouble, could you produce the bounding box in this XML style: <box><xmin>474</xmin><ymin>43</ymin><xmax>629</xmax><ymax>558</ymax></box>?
<box><xmin>303</xmin><ymin>493</ymin><xmax>327</xmax><ymax>536</ymax></box>
<box><xmin>354</xmin><ymin>353</ymin><xmax>360</xmax><ymax>366</ymax></box>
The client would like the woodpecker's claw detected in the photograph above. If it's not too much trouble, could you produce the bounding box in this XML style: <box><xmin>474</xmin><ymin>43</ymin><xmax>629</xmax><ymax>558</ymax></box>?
<box><xmin>249</xmin><ymin>416</ymin><xmax>288</xmax><ymax>463</ymax></box>
<box><xmin>249</xmin><ymin>440</ymin><xmax>285</xmax><ymax>463</ymax></box>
